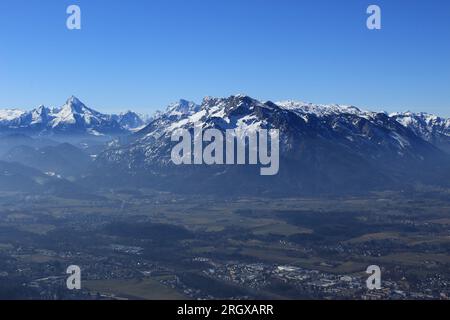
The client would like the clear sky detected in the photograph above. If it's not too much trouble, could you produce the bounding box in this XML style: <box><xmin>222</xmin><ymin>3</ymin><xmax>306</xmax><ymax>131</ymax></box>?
<box><xmin>0</xmin><ymin>0</ymin><xmax>449</xmax><ymax>116</ymax></box>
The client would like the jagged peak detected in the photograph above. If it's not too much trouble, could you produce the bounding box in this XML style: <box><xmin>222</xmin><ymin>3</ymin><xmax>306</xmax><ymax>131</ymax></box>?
<box><xmin>66</xmin><ymin>95</ymin><xmax>83</xmax><ymax>105</ymax></box>
<box><xmin>121</xmin><ymin>110</ymin><xmax>137</xmax><ymax>115</ymax></box>
<box><xmin>31</xmin><ymin>105</ymin><xmax>50</xmax><ymax>117</ymax></box>
<box><xmin>391</xmin><ymin>111</ymin><xmax>446</xmax><ymax>121</ymax></box>
<box><xmin>60</xmin><ymin>95</ymin><xmax>92</xmax><ymax>115</ymax></box>
<box><xmin>166</xmin><ymin>99</ymin><xmax>199</xmax><ymax>116</ymax></box>
<box><xmin>201</xmin><ymin>95</ymin><xmax>262</xmax><ymax>111</ymax></box>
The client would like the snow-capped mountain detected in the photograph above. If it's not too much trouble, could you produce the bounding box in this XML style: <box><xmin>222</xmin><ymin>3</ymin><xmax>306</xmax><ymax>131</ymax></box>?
<box><xmin>391</xmin><ymin>111</ymin><xmax>450</xmax><ymax>153</ymax></box>
<box><xmin>276</xmin><ymin>100</ymin><xmax>375</xmax><ymax>118</ymax></box>
<box><xmin>0</xmin><ymin>109</ymin><xmax>26</xmax><ymax>125</ymax></box>
<box><xmin>110</xmin><ymin>111</ymin><xmax>152</xmax><ymax>131</ymax></box>
<box><xmin>0</xmin><ymin>96</ymin><xmax>149</xmax><ymax>136</ymax></box>
<box><xmin>3</xmin><ymin>94</ymin><xmax>450</xmax><ymax>195</ymax></box>
<box><xmin>48</xmin><ymin>96</ymin><xmax>117</xmax><ymax>134</ymax></box>
<box><xmin>93</xmin><ymin>95</ymin><xmax>450</xmax><ymax>196</ymax></box>
<box><xmin>277</xmin><ymin>101</ymin><xmax>450</xmax><ymax>153</ymax></box>
<box><xmin>165</xmin><ymin>99</ymin><xmax>201</xmax><ymax>118</ymax></box>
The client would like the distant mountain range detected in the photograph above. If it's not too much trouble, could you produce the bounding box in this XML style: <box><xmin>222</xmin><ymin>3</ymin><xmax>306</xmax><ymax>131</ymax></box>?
<box><xmin>1</xmin><ymin>95</ymin><xmax>450</xmax><ymax>196</ymax></box>
<box><xmin>0</xmin><ymin>96</ymin><xmax>151</xmax><ymax>136</ymax></box>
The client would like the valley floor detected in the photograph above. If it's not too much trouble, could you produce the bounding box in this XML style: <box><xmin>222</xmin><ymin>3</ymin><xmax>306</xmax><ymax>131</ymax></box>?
<box><xmin>0</xmin><ymin>189</ymin><xmax>449</xmax><ymax>300</ymax></box>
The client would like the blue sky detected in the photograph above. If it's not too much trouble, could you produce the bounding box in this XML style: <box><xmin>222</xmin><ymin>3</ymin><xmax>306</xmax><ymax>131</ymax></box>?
<box><xmin>0</xmin><ymin>0</ymin><xmax>449</xmax><ymax>116</ymax></box>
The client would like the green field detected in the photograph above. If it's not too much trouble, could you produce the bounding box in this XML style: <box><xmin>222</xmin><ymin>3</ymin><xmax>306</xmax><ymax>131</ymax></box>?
<box><xmin>84</xmin><ymin>278</ymin><xmax>187</xmax><ymax>300</ymax></box>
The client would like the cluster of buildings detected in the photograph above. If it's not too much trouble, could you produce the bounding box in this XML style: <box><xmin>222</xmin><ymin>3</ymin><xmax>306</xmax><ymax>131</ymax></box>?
<box><xmin>191</xmin><ymin>258</ymin><xmax>450</xmax><ymax>300</ymax></box>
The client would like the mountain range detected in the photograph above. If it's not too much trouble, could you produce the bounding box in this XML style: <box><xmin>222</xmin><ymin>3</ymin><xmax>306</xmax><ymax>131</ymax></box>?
<box><xmin>93</xmin><ymin>95</ymin><xmax>450</xmax><ymax>196</ymax></box>
<box><xmin>0</xmin><ymin>96</ymin><xmax>151</xmax><ymax>136</ymax></box>
<box><xmin>1</xmin><ymin>95</ymin><xmax>450</xmax><ymax>196</ymax></box>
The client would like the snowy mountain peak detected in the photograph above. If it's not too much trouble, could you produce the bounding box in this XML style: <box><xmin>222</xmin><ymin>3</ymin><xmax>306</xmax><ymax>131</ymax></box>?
<box><xmin>0</xmin><ymin>109</ymin><xmax>26</xmax><ymax>122</ymax></box>
<box><xmin>166</xmin><ymin>99</ymin><xmax>200</xmax><ymax>117</ymax></box>
<box><xmin>202</xmin><ymin>95</ymin><xmax>262</xmax><ymax>112</ymax></box>
<box><xmin>60</xmin><ymin>96</ymin><xmax>91</xmax><ymax>114</ymax></box>
<box><xmin>276</xmin><ymin>100</ymin><xmax>369</xmax><ymax>118</ymax></box>
<box><xmin>111</xmin><ymin>110</ymin><xmax>151</xmax><ymax>131</ymax></box>
<box><xmin>66</xmin><ymin>95</ymin><xmax>83</xmax><ymax>107</ymax></box>
<box><xmin>30</xmin><ymin>105</ymin><xmax>50</xmax><ymax>125</ymax></box>
<box><xmin>390</xmin><ymin>111</ymin><xmax>450</xmax><ymax>152</ymax></box>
